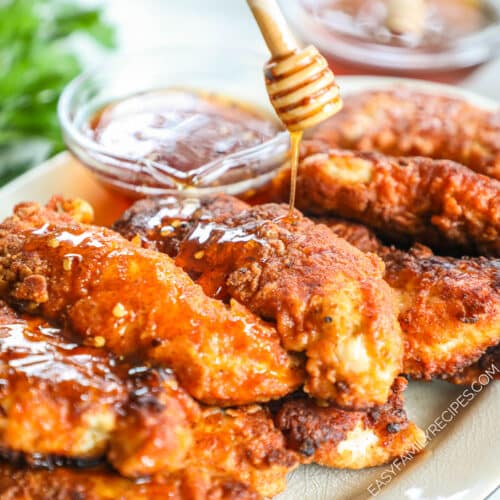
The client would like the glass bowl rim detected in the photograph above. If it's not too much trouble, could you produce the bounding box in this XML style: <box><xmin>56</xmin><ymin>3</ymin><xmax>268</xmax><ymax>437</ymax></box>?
<box><xmin>283</xmin><ymin>0</ymin><xmax>500</xmax><ymax>71</ymax></box>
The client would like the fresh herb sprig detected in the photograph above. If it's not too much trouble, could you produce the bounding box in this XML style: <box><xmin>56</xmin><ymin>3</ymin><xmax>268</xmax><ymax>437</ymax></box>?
<box><xmin>0</xmin><ymin>0</ymin><xmax>115</xmax><ymax>185</ymax></box>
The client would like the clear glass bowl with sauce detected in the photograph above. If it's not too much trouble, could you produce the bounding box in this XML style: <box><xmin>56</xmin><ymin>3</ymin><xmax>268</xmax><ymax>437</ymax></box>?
<box><xmin>282</xmin><ymin>0</ymin><xmax>500</xmax><ymax>83</ymax></box>
<box><xmin>58</xmin><ymin>46</ymin><xmax>289</xmax><ymax>197</ymax></box>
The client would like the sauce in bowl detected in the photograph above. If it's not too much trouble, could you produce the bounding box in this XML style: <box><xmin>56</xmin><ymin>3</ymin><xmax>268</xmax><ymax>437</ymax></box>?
<box><xmin>59</xmin><ymin>47</ymin><xmax>292</xmax><ymax>197</ymax></box>
<box><xmin>88</xmin><ymin>89</ymin><xmax>280</xmax><ymax>175</ymax></box>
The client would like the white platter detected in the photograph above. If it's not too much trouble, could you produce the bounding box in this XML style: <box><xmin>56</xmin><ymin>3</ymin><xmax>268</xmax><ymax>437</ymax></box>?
<box><xmin>0</xmin><ymin>76</ymin><xmax>498</xmax><ymax>500</ymax></box>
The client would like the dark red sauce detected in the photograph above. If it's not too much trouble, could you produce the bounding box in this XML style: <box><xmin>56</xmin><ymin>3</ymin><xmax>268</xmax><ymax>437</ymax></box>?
<box><xmin>88</xmin><ymin>89</ymin><xmax>279</xmax><ymax>173</ymax></box>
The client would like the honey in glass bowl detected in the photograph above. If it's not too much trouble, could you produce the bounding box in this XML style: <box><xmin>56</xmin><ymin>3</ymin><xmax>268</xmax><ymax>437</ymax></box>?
<box><xmin>58</xmin><ymin>46</ymin><xmax>290</xmax><ymax>198</ymax></box>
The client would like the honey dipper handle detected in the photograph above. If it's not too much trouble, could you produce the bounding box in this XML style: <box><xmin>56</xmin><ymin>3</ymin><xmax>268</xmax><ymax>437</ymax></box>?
<box><xmin>247</xmin><ymin>0</ymin><xmax>299</xmax><ymax>58</ymax></box>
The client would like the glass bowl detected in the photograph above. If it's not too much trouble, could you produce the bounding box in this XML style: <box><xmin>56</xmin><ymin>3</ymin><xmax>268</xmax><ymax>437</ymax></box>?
<box><xmin>282</xmin><ymin>0</ymin><xmax>500</xmax><ymax>83</ymax></box>
<box><xmin>58</xmin><ymin>45</ymin><xmax>289</xmax><ymax>198</ymax></box>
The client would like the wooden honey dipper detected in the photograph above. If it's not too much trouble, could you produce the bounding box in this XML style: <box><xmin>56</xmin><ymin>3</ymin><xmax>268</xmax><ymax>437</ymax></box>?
<box><xmin>247</xmin><ymin>0</ymin><xmax>342</xmax><ymax>212</ymax></box>
<box><xmin>247</xmin><ymin>0</ymin><xmax>342</xmax><ymax>132</ymax></box>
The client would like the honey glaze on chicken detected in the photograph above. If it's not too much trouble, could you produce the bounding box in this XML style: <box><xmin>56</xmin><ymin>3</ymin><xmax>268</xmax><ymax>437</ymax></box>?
<box><xmin>0</xmin><ymin>201</ymin><xmax>303</xmax><ymax>407</ymax></box>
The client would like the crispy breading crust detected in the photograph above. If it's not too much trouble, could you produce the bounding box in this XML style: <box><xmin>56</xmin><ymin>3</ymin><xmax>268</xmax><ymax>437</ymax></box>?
<box><xmin>310</xmin><ymin>88</ymin><xmax>500</xmax><ymax>180</ymax></box>
<box><xmin>274</xmin><ymin>148</ymin><xmax>500</xmax><ymax>256</ymax></box>
<box><xmin>0</xmin><ymin>463</ymin><xmax>261</xmax><ymax>500</ymax></box>
<box><xmin>274</xmin><ymin>377</ymin><xmax>425</xmax><ymax>468</ymax></box>
<box><xmin>320</xmin><ymin>218</ymin><xmax>500</xmax><ymax>380</ymax></box>
<box><xmin>445</xmin><ymin>344</ymin><xmax>500</xmax><ymax>385</ymax></box>
<box><xmin>114</xmin><ymin>195</ymin><xmax>403</xmax><ymax>409</ymax></box>
<box><xmin>382</xmin><ymin>245</ymin><xmax>500</xmax><ymax>378</ymax></box>
<box><xmin>191</xmin><ymin>407</ymin><xmax>297</xmax><ymax>497</ymax></box>
<box><xmin>0</xmin><ymin>202</ymin><xmax>302</xmax><ymax>407</ymax></box>
<box><xmin>312</xmin><ymin>217</ymin><xmax>384</xmax><ymax>254</ymax></box>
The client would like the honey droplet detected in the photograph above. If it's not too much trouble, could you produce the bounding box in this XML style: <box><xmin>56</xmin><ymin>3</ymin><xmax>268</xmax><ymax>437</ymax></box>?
<box><xmin>94</xmin><ymin>336</ymin><xmax>106</xmax><ymax>347</ymax></box>
<box><xmin>112</xmin><ymin>303</ymin><xmax>127</xmax><ymax>318</ymax></box>
<box><xmin>47</xmin><ymin>238</ymin><xmax>60</xmax><ymax>248</ymax></box>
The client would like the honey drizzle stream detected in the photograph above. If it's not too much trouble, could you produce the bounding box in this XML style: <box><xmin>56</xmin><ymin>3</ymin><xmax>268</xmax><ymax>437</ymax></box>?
<box><xmin>288</xmin><ymin>130</ymin><xmax>303</xmax><ymax>217</ymax></box>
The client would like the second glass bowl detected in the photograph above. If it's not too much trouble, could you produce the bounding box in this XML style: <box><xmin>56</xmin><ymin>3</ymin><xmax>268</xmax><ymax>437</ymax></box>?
<box><xmin>282</xmin><ymin>0</ymin><xmax>500</xmax><ymax>84</ymax></box>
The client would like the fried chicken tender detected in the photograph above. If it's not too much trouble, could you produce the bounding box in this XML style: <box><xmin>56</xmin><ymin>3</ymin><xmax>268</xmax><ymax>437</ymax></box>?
<box><xmin>111</xmin><ymin>405</ymin><xmax>297</xmax><ymax>497</ymax></box>
<box><xmin>114</xmin><ymin>195</ymin><xmax>403</xmax><ymax>409</ymax></box>
<box><xmin>383</xmin><ymin>245</ymin><xmax>500</xmax><ymax>379</ymax></box>
<box><xmin>0</xmin><ymin>202</ymin><xmax>302</xmax><ymax>407</ymax></box>
<box><xmin>0</xmin><ymin>463</ymin><xmax>261</xmax><ymax>500</ymax></box>
<box><xmin>0</xmin><ymin>300</ymin><xmax>200</xmax><ymax>475</ymax></box>
<box><xmin>274</xmin><ymin>377</ymin><xmax>425</xmax><ymax>468</ymax></box>
<box><xmin>310</xmin><ymin>88</ymin><xmax>500</xmax><ymax>180</ymax></box>
<box><xmin>190</xmin><ymin>406</ymin><xmax>297</xmax><ymax>497</ymax></box>
<box><xmin>0</xmin><ymin>302</ymin><xmax>297</xmax><ymax>496</ymax></box>
<box><xmin>273</xmin><ymin>148</ymin><xmax>500</xmax><ymax>256</ymax></box>
<box><xmin>320</xmin><ymin>218</ymin><xmax>500</xmax><ymax>380</ymax></box>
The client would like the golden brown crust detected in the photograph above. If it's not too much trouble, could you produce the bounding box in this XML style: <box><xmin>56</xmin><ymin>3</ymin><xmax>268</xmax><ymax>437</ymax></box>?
<box><xmin>382</xmin><ymin>245</ymin><xmax>500</xmax><ymax>379</ymax></box>
<box><xmin>320</xmin><ymin>218</ymin><xmax>500</xmax><ymax>380</ymax></box>
<box><xmin>0</xmin><ymin>202</ymin><xmax>302</xmax><ymax>407</ymax></box>
<box><xmin>278</xmin><ymin>149</ymin><xmax>500</xmax><ymax>256</ymax></box>
<box><xmin>191</xmin><ymin>407</ymin><xmax>297</xmax><ymax>497</ymax></box>
<box><xmin>275</xmin><ymin>378</ymin><xmax>425</xmax><ymax>468</ymax></box>
<box><xmin>445</xmin><ymin>344</ymin><xmax>500</xmax><ymax>385</ymax></box>
<box><xmin>310</xmin><ymin>88</ymin><xmax>500</xmax><ymax>180</ymax></box>
<box><xmin>0</xmin><ymin>463</ymin><xmax>261</xmax><ymax>500</ymax></box>
<box><xmin>114</xmin><ymin>194</ymin><xmax>403</xmax><ymax>409</ymax></box>
<box><xmin>311</xmin><ymin>217</ymin><xmax>384</xmax><ymax>254</ymax></box>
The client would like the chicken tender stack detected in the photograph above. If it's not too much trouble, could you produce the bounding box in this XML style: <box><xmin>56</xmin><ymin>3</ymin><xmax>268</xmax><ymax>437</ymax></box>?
<box><xmin>114</xmin><ymin>195</ymin><xmax>403</xmax><ymax>409</ymax></box>
<box><xmin>0</xmin><ymin>198</ymin><xmax>429</xmax><ymax>496</ymax></box>
<box><xmin>4</xmin><ymin>86</ymin><xmax>498</xmax><ymax>497</ymax></box>
<box><xmin>0</xmin><ymin>202</ymin><xmax>302</xmax><ymax>407</ymax></box>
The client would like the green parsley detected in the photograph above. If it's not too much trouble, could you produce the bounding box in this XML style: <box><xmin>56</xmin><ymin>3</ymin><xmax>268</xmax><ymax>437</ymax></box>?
<box><xmin>0</xmin><ymin>0</ymin><xmax>115</xmax><ymax>185</ymax></box>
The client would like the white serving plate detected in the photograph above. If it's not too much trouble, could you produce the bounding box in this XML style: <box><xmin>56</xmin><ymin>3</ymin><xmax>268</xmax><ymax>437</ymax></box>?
<box><xmin>0</xmin><ymin>76</ymin><xmax>498</xmax><ymax>500</ymax></box>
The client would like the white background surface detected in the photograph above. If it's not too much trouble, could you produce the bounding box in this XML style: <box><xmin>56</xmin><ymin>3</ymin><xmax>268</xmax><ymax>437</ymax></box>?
<box><xmin>102</xmin><ymin>0</ymin><xmax>500</xmax><ymax>102</ymax></box>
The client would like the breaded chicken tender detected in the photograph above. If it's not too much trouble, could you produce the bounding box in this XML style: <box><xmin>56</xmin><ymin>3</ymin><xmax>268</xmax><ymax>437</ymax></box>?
<box><xmin>273</xmin><ymin>148</ymin><xmax>500</xmax><ymax>256</ymax></box>
<box><xmin>112</xmin><ymin>405</ymin><xmax>297</xmax><ymax>497</ymax></box>
<box><xmin>0</xmin><ymin>302</ymin><xmax>298</xmax><ymax>496</ymax></box>
<box><xmin>190</xmin><ymin>406</ymin><xmax>297</xmax><ymax>497</ymax></box>
<box><xmin>0</xmin><ymin>463</ymin><xmax>261</xmax><ymax>500</ymax></box>
<box><xmin>320</xmin><ymin>219</ymin><xmax>500</xmax><ymax>380</ymax></box>
<box><xmin>0</xmin><ymin>202</ymin><xmax>302</xmax><ymax>407</ymax></box>
<box><xmin>0</xmin><ymin>300</ymin><xmax>197</xmax><ymax>474</ymax></box>
<box><xmin>274</xmin><ymin>377</ymin><xmax>425</xmax><ymax>468</ymax></box>
<box><xmin>310</xmin><ymin>88</ymin><xmax>500</xmax><ymax>180</ymax></box>
<box><xmin>114</xmin><ymin>195</ymin><xmax>403</xmax><ymax>409</ymax></box>
<box><xmin>383</xmin><ymin>245</ymin><xmax>500</xmax><ymax>379</ymax></box>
